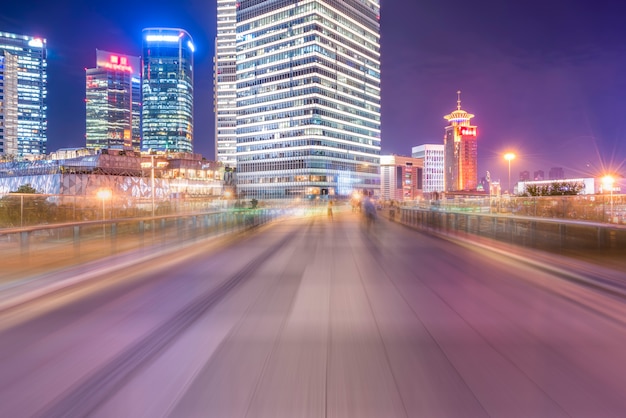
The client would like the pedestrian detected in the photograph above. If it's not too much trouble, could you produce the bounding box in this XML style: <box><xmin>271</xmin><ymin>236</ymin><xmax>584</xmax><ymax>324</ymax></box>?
<box><xmin>362</xmin><ymin>196</ymin><xmax>377</xmax><ymax>230</ymax></box>
<box><xmin>327</xmin><ymin>199</ymin><xmax>333</xmax><ymax>221</ymax></box>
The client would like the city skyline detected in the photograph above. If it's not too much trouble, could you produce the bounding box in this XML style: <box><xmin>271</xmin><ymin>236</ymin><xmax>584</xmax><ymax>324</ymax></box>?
<box><xmin>1</xmin><ymin>0</ymin><xmax>625</xmax><ymax>184</ymax></box>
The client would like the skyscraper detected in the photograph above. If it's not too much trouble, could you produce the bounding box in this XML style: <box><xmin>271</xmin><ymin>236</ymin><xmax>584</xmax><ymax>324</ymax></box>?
<box><xmin>0</xmin><ymin>32</ymin><xmax>47</xmax><ymax>157</ymax></box>
<box><xmin>231</xmin><ymin>0</ymin><xmax>381</xmax><ymax>200</ymax></box>
<box><xmin>443</xmin><ymin>91</ymin><xmax>478</xmax><ymax>191</ymax></box>
<box><xmin>86</xmin><ymin>50</ymin><xmax>141</xmax><ymax>150</ymax></box>
<box><xmin>214</xmin><ymin>0</ymin><xmax>238</xmax><ymax>168</ymax></box>
<box><xmin>142</xmin><ymin>28</ymin><xmax>194</xmax><ymax>153</ymax></box>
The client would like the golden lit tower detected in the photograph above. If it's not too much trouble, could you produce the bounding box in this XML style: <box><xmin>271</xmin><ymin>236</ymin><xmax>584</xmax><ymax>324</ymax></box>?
<box><xmin>443</xmin><ymin>91</ymin><xmax>478</xmax><ymax>191</ymax></box>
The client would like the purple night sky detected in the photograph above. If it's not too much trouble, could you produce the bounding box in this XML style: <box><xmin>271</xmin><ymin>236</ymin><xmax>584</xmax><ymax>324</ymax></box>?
<box><xmin>2</xmin><ymin>0</ymin><xmax>625</xmax><ymax>184</ymax></box>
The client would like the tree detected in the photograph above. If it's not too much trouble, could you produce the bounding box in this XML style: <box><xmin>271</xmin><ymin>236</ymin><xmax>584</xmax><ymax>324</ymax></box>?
<box><xmin>522</xmin><ymin>182</ymin><xmax>584</xmax><ymax>197</ymax></box>
<box><xmin>548</xmin><ymin>181</ymin><xmax>585</xmax><ymax>196</ymax></box>
<box><xmin>0</xmin><ymin>184</ymin><xmax>51</xmax><ymax>226</ymax></box>
<box><xmin>12</xmin><ymin>184</ymin><xmax>39</xmax><ymax>194</ymax></box>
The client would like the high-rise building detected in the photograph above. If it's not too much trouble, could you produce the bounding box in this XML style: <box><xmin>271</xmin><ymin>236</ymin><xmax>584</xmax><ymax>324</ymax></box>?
<box><xmin>534</xmin><ymin>170</ymin><xmax>544</xmax><ymax>181</ymax></box>
<box><xmin>232</xmin><ymin>0</ymin><xmax>381</xmax><ymax>200</ymax></box>
<box><xmin>85</xmin><ymin>50</ymin><xmax>141</xmax><ymax>151</ymax></box>
<box><xmin>0</xmin><ymin>32</ymin><xmax>47</xmax><ymax>157</ymax></box>
<box><xmin>519</xmin><ymin>170</ymin><xmax>530</xmax><ymax>181</ymax></box>
<box><xmin>549</xmin><ymin>167</ymin><xmax>565</xmax><ymax>180</ymax></box>
<box><xmin>443</xmin><ymin>91</ymin><xmax>477</xmax><ymax>191</ymax></box>
<box><xmin>380</xmin><ymin>155</ymin><xmax>423</xmax><ymax>201</ymax></box>
<box><xmin>214</xmin><ymin>0</ymin><xmax>238</xmax><ymax>168</ymax></box>
<box><xmin>412</xmin><ymin>144</ymin><xmax>444</xmax><ymax>194</ymax></box>
<box><xmin>142</xmin><ymin>28</ymin><xmax>194</xmax><ymax>153</ymax></box>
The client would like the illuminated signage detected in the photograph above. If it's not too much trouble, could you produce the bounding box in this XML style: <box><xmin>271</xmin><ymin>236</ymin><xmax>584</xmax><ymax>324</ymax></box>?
<box><xmin>96</xmin><ymin>51</ymin><xmax>139</xmax><ymax>75</ymax></box>
<box><xmin>146</xmin><ymin>34</ymin><xmax>181</xmax><ymax>43</ymax></box>
<box><xmin>28</xmin><ymin>38</ymin><xmax>44</xmax><ymax>48</ymax></box>
<box><xmin>458</xmin><ymin>126</ymin><xmax>477</xmax><ymax>137</ymax></box>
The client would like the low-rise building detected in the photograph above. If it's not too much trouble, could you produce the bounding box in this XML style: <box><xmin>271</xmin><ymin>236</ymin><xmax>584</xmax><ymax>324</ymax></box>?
<box><xmin>380</xmin><ymin>155</ymin><xmax>423</xmax><ymax>201</ymax></box>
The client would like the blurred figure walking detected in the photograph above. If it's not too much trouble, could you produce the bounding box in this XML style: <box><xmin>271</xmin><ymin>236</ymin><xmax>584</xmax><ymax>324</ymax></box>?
<box><xmin>327</xmin><ymin>199</ymin><xmax>334</xmax><ymax>221</ymax></box>
<box><xmin>362</xmin><ymin>195</ymin><xmax>377</xmax><ymax>231</ymax></box>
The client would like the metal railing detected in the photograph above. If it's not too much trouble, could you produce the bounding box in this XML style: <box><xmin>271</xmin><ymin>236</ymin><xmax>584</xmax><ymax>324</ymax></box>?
<box><xmin>391</xmin><ymin>207</ymin><xmax>626</xmax><ymax>257</ymax></box>
<box><xmin>0</xmin><ymin>208</ymin><xmax>284</xmax><ymax>281</ymax></box>
<box><xmin>398</xmin><ymin>194</ymin><xmax>626</xmax><ymax>225</ymax></box>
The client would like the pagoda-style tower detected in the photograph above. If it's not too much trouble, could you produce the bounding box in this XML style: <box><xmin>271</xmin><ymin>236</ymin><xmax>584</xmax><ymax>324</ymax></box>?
<box><xmin>443</xmin><ymin>91</ymin><xmax>478</xmax><ymax>191</ymax></box>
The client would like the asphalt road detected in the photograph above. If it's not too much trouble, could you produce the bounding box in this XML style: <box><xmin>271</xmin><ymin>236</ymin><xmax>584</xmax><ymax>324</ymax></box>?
<box><xmin>1</xmin><ymin>210</ymin><xmax>626</xmax><ymax>417</ymax></box>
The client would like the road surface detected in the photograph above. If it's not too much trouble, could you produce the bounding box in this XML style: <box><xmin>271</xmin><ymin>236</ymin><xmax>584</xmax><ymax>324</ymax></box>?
<box><xmin>1</xmin><ymin>210</ymin><xmax>626</xmax><ymax>417</ymax></box>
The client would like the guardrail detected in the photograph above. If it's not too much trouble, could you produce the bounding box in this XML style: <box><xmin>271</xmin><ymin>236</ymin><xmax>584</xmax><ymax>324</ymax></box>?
<box><xmin>0</xmin><ymin>208</ymin><xmax>283</xmax><ymax>280</ymax></box>
<box><xmin>398</xmin><ymin>194</ymin><xmax>625</xmax><ymax>225</ymax></box>
<box><xmin>392</xmin><ymin>207</ymin><xmax>626</xmax><ymax>255</ymax></box>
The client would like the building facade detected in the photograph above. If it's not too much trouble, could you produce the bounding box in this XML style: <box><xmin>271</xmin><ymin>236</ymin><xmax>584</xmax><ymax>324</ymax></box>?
<box><xmin>232</xmin><ymin>0</ymin><xmax>381</xmax><ymax>200</ymax></box>
<box><xmin>86</xmin><ymin>50</ymin><xmax>141</xmax><ymax>151</ymax></box>
<box><xmin>0</xmin><ymin>32</ymin><xmax>47</xmax><ymax>157</ymax></box>
<box><xmin>380</xmin><ymin>155</ymin><xmax>423</xmax><ymax>201</ymax></box>
<box><xmin>214</xmin><ymin>0</ymin><xmax>238</xmax><ymax>168</ymax></box>
<box><xmin>412</xmin><ymin>144</ymin><xmax>444</xmax><ymax>194</ymax></box>
<box><xmin>443</xmin><ymin>91</ymin><xmax>477</xmax><ymax>192</ymax></box>
<box><xmin>142</xmin><ymin>28</ymin><xmax>194</xmax><ymax>153</ymax></box>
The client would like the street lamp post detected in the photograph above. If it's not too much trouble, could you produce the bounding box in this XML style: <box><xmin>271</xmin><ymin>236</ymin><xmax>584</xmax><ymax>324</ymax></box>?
<box><xmin>504</xmin><ymin>152</ymin><xmax>516</xmax><ymax>195</ymax></box>
<box><xmin>602</xmin><ymin>175</ymin><xmax>615</xmax><ymax>223</ymax></box>
<box><xmin>96</xmin><ymin>189</ymin><xmax>112</xmax><ymax>237</ymax></box>
<box><xmin>151</xmin><ymin>154</ymin><xmax>155</xmax><ymax>218</ymax></box>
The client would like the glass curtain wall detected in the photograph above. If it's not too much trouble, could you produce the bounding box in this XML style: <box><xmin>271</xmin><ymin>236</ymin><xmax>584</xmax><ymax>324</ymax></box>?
<box><xmin>235</xmin><ymin>0</ymin><xmax>381</xmax><ymax>200</ymax></box>
<box><xmin>142</xmin><ymin>28</ymin><xmax>194</xmax><ymax>153</ymax></box>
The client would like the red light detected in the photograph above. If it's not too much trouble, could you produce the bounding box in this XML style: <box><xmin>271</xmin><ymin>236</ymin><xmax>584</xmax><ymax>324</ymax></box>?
<box><xmin>110</xmin><ymin>55</ymin><xmax>119</xmax><ymax>64</ymax></box>
<box><xmin>458</xmin><ymin>127</ymin><xmax>477</xmax><ymax>137</ymax></box>
<box><xmin>120</xmin><ymin>57</ymin><xmax>128</xmax><ymax>65</ymax></box>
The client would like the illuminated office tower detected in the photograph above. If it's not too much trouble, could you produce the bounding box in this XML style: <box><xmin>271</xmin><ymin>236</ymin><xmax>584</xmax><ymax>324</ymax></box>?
<box><xmin>214</xmin><ymin>0</ymin><xmax>238</xmax><ymax>167</ymax></box>
<box><xmin>0</xmin><ymin>32</ymin><xmax>47</xmax><ymax>157</ymax></box>
<box><xmin>85</xmin><ymin>50</ymin><xmax>141</xmax><ymax>150</ymax></box>
<box><xmin>234</xmin><ymin>0</ymin><xmax>381</xmax><ymax>199</ymax></box>
<box><xmin>443</xmin><ymin>91</ymin><xmax>478</xmax><ymax>191</ymax></box>
<box><xmin>142</xmin><ymin>28</ymin><xmax>194</xmax><ymax>153</ymax></box>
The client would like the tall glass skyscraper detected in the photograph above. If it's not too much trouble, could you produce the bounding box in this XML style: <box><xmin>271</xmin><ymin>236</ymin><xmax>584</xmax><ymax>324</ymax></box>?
<box><xmin>0</xmin><ymin>32</ymin><xmax>47</xmax><ymax>157</ymax></box>
<box><xmin>142</xmin><ymin>28</ymin><xmax>194</xmax><ymax>153</ymax></box>
<box><xmin>215</xmin><ymin>0</ymin><xmax>238</xmax><ymax>168</ymax></box>
<box><xmin>231</xmin><ymin>0</ymin><xmax>381</xmax><ymax>200</ymax></box>
<box><xmin>85</xmin><ymin>50</ymin><xmax>141</xmax><ymax>150</ymax></box>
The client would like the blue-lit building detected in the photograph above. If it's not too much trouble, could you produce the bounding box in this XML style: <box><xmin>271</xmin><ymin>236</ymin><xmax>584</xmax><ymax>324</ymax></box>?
<box><xmin>86</xmin><ymin>50</ymin><xmax>141</xmax><ymax>151</ymax></box>
<box><xmin>0</xmin><ymin>31</ymin><xmax>47</xmax><ymax>157</ymax></box>
<box><xmin>141</xmin><ymin>28</ymin><xmax>194</xmax><ymax>153</ymax></box>
<box><xmin>229</xmin><ymin>0</ymin><xmax>381</xmax><ymax>200</ymax></box>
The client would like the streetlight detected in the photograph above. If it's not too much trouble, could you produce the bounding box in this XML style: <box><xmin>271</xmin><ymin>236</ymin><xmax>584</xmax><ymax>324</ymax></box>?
<box><xmin>504</xmin><ymin>152</ymin><xmax>516</xmax><ymax>194</ymax></box>
<box><xmin>96</xmin><ymin>188</ymin><xmax>112</xmax><ymax>237</ymax></box>
<box><xmin>602</xmin><ymin>175</ymin><xmax>615</xmax><ymax>223</ymax></box>
<box><xmin>151</xmin><ymin>154</ymin><xmax>156</xmax><ymax>218</ymax></box>
<box><xmin>140</xmin><ymin>152</ymin><xmax>157</xmax><ymax>218</ymax></box>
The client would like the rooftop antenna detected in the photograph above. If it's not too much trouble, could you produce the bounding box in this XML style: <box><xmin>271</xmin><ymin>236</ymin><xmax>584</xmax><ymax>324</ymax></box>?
<box><xmin>457</xmin><ymin>90</ymin><xmax>462</xmax><ymax>110</ymax></box>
